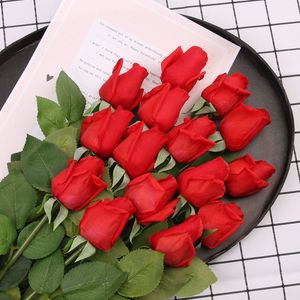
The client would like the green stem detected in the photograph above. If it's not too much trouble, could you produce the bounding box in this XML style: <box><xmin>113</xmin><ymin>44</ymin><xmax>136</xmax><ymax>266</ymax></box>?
<box><xmin>24</xmin><ymin>290</ymin><xmax>37</xmax><ymax>300</ymax></box>
<box><xmin>0</xmin><ymin>214</ymin><xmax>48</xmax><ymax>281</ymax></box>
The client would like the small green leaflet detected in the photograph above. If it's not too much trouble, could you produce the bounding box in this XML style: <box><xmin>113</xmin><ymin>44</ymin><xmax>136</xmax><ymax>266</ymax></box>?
<box><xmin>53</xmin><ymin>205</ymin><xmax>69</xmax><ymax>231</ymax></box>
<box><xmin>172</xmin><ymin>196</ymin><xmax>187</xmax><ymax>218</ymax></box>
<box><xmin>73</xmin><ymin>146</ymin><xmax>89</xmax><ymax>160</ymax></box>
<box><xmin>37</xmin><ymin>96</ymin><xmax>67</xmax><ymax>136</ymax></box>
<box><xmin>83</xmin><ymin>100</ymin><xmax>101</xmax><ymax>116</ymax></box>
<box><xmin>56</xmin><ymin>71</ymin><xmax>86</xmax><ymax>123</ymax></box>
<box><xmin>0</xmin><ymin>214</ymin><xmax>17</xmax><ymax>255</ymax></box>
<box><xmin>190</xmin><ymin>97</ymin><xmax>217</xmax><ymax>118</ymax></box>
<box><xmin>21</xmin><ymin>135</ymin><xmax>68</xmax><ymax>192</ymax></box>
<box><xmin>202</xmin><ymin>229</ymin><xmax>217</xmax><ymax>239</ymax></box>
<box><xmin>0</xmin><ymin>256</ymin><xmax>32</xmax><ymax>291</ymax></box>
<box><xmin>44</xmin><ymin>197</ymin><xmax>57</xmax><ymax>223</ymax></box>
<box><xmin>67</xmin><ymin>235</ymin><xmax>87</xmax><ymax>253</ymax></box>
<box><xmin>29</xmin><ymin>249</ymin><xmax>64</xmax><ymax>294</ymax></box>
<box><xmin>0</xmin><ymin>169</ymin><xmax>37</xmax><ymax>229</ymax></box>
<box><xmin>154</xmin><ymin>149</ymin><xmax>176</xmax><ymax>173</ymax></box>
<box><xmin>118</xmin><ymin>249</ymin><xmax>164</xmax><ymax>298</ymax></box>
<box><xmin>208</xmin><ymin>131</ymin><xmax>226</xmax><ymax>153</ymax></box>
<box><xmin>17</xmin><ymin>222</ymin><xmax>65</xmax><ymax>259</ymax></box>
<box><xmin>129</xmin><ymin>219</ymin><xmax>142</xmax><ymax>243</ymax></box>
<box><xmin>4</xmin><ymin>287</ymin><xmax>21</xmax><ymax>300</ymax></box>
<box><xmin>61</xmin><ymin>262</ymin><xmax>127</xmax><ymax>300</ymax></box>
<box><xmin>75</xmin><ymin>242</ymin><xmax>96</xmax><ymax>262</ymax></box>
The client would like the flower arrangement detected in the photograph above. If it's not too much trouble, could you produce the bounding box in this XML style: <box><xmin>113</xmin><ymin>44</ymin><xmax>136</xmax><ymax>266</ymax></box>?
<box><xmin>0</xmin><ymin>45</ymin><xmax>275</xmax><ymax>300</ymax></box>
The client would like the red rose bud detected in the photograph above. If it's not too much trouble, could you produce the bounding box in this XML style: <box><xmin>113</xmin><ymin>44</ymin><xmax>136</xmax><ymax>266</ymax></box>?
<box><xmin>167</xmin><ymin>116</ymin><xmax>216</xmax><ymax>163</ymax></box>
<box><xmin>138</xmin><ymin>83</ymin><xmax>189</xmax><ymax>132</ymax></box>
<box><xmin>80</xmin><ymin>107</ymin><xmax>134</xmax><ymax>159</ymax></box>
<box><xmin>99</xmin><ymin>58</ymin><xmax>148</xmax><ymax>110</ymax></box>
<box><xmin>150</xmin><ymin>215</ymin><xmax>203</xmax><ymax>267</ymax></box>
<box><xmin>113</xmin><ymin>122</ymin><xmax>168</xmax><ymax>178</ymax></box>
<box><xmin>220</xmin><ymin>103</ymin><xmax>271</xmax><ymax>151</ymax></box>
<box><xmin>202</xmin><ymin>73</ymin><xmax>251</xmax><ymax>117</ymax></box>
<box><xmin>178</xmin><ymin>157</ymin><xmax>229</xmax><ymax>207</ymax></box>
<box><xmin>198</xmin><ymin>200</ymin><xmax>244</xmax><ymax>249</ymax></box>
<box><xmin>52</xmin><ymin>156</ymin><xmax>107</xmax><ymax>211</ymax></box>
<box><xmin>161</xmin><ymin>46</ymin><xmax>208</xmax><ymax>92</ymax></box>
<box><xmin>125</xmin><ymin>173</ymin><xmax>178</xmax><ymax>225</ymax></box>
<box><xmin>227</xmin><ymin>154</ymin><xmax>276</xmax><ymax>197</ymax></box>
<box><xmin>80</xmin><ymin>198</ymin><xmax>135</xmax><ymax>251</ymax></box>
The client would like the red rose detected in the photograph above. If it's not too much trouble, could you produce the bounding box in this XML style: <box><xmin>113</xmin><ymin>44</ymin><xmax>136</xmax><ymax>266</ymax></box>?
<box><xmin>80</xmin><ymin>107</ymin><xmax>134</xmax><ymax>159</ymax></box>
<box><xmin>226</xmin><ymin>154</ymin><xmax>276</xmax><ymax>197</ymax></box>
<box><xmin>80</xmin><ymin>198</ymin><xmax>135</xmax><ymax>251</ymax></box>
<box><xmin>125</xmin><ymin>173</ymin><xmax>178</xmax><ymax>225</ymax></box>
<box><xmin>198</xmin><ymin>200</ymin><xmax>244</xmax><ymax>249</ymax></box>
<box><xmin>167</xmin><ymin>116</ymin><xmax>216</xmax><ymax>163</ymax></box>
<box><xmin>220</xmin><ymin>103</ymin><xmax>271</xmax><ymax>151</ymax></box>
<box><xmin>138</xmin><ymin>83</ymin><xmax>189</xmax><ymax>132</ymax></box>
<box><xmin>149</xmin><ymin>215</ymin><xmax>203</xmax><ymax>267</ymax></box>
<box><xmin>178</xmin><ymin>157</ymin><xmax>229</xmax><ymax>207</ymax></box>
<box><xmin>201</xmin><ymin>73</ymin><xmax>251</xmax><ymax>117</ymax></box>
<box><xmin>113</xmin><ymin>122</ymin><xmax>168</xmax><ymax>178</ymax></box>
<box><xmin>161</xmin><ymin>46</ymin><xmax>208</xmax><ymax>92</ymax></box>
<box><xmin>52</xmin><ymin>156</ymin><xmax>107</xmax><ymax>211</ymax></box>
<box><xmin>99</xmin><ymin>58</ymin><xmax>148</xmax><ymax>110</ymax></box>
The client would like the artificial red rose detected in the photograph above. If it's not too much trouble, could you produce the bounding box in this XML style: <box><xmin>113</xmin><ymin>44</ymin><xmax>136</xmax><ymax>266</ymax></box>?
<box><xmin>178</xmin><ymin>157</ymin><xmax>229</xmax><ymax>207</ymax></box>
<box><xmin>138</xmin><ymin>83</ymin><xmax>189</xmax><ymax>132</ymax></box>
<box><xmin>52</xmin><ymin>156</ymin><xmax>107</xmax><ymax>211</ymax></box>
<box><xmin>220</xmin><ymin>103</ymin><xmax>271</xmax><ymax>151</ymax></box>
<box><xmin>80</xmin><ymin>107</ymin><xmax>134</xmax><ymax>159</ymax></box>
<box><xmin>198</xmin><ymin>199</ymin><xmax>244</xmax><ymax>249</ymax></box>
<box><xmin>125</xmin><ymin>173</ymin><xmax>178</xmax><ymax>225</ymax></box>
<box><xmin>149</xmin><ymin>215</ymin><xmax>203</xmax><ymax>267</ymax></box>
<box><xmin>167</xmin><ymin>116</ymin><xmax>216</xmax><ymax>163</ymax></box>
<box><xmin>113</xmin><ymin>122</ymin><xmax>168</xmax><ymax>178</ymax></box>
<box><xmin>201</xmin><ymin>73</ymin><xmax>251</xmax><ymax>117</ymax></box>
<box><xmin>161</xmin><ymin>46</ymin><xmax>208</xmax><ymax>92</ymax></box>
<box><xmin>99</xmin><ymin>58</ymin><xmax>148</xmax><ymax>110</ymax></box>
<box><xmin>79</xmin><ymin>198</ymin><xmax>135</xmax><ymax>251</ymax></box>
<box><xmin>226</xmin><ymin>154</ymin><xmax>276</xmax><ymax>197</ymax></box>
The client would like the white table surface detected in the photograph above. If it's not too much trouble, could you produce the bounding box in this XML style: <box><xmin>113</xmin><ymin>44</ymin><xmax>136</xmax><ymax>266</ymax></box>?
<box><xmin>0</xmin><ymin>1</ymin><xmax>300</xmax><ymax>299</ymax></box>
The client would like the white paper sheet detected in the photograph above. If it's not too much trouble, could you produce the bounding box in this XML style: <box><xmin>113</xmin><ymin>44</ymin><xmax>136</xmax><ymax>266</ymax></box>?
<box><xmin>0</xmin><ymin>0</ymin><xmax>240</xmax><ymax>179</ymax></box>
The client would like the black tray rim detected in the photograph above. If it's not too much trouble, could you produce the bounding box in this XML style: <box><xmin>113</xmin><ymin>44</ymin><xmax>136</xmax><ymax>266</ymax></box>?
<box><xmin>0</xmin><ymin>19</ymin><xmax>294</xmax><ymax>262</ymax></box>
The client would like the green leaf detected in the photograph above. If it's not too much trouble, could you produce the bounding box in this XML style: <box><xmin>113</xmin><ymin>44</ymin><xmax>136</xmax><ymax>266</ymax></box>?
<box><xmin>46</xmin><ymin>127</ymin><xmax>78</xmax><ymax>159</ymax></box>
<box><xmin>139</xmin><ymin>258</ymin><xmax>217</xmax><ymax>300</ymax></box>
<box><xmin>176</xmin><ymin>258</ymin><xmax>217</xmax><ymax>297</ymax></box>
<box><xmin>44</xmin><ymin>197</ymin><xmax>57</xmax><ymax>223</ymax></box>
<box><xmin>0</xmin><ymin>170</ymin><xmax>37</xmax><ymax>229</ymax></box>
<box><xmin>129</xmin><ymin>219</ymin><xmax>142</xmax><ymax>244</ymax></box>
<box><xmin>56</xmin><ymin>71</ymin><xmax>86</xmax><ymax>123</ymax></box>
<box><xmin>37</xmin><ymin>97</ymin><xmax>66</xmax><ymax>136</ymax></box>
<box><xmin>208</xmin><ymin>131</ymin><xmax>226</xmax><ymax>153</ymax></box>
<box><xmin>0</xmin><ymin>214</ymin><xmax>17</xmax><ymax>255</ymax></box>
<box><xmin>91</xmin><ymin>239</ymin><xmax>129</xmax><ymax>266</ymax></box>
<box><xmin>5</xmin><ymin>287</ymin><xmax>21</xmax><ymax>300</ymax></box>
<box><xmin>61</xmin><ymin>262</ymin><xmax>127</xmax><ymax>300</ymax></box>
<box><xmin>172</xmin><ymin>196</ymin><xmax>187</xmax><ymax>218</ymax></box>
<box><xmin>118</xmin><ymin>249</ymin><xmax>164</xmax><ymax>298</ymax></box>
<box><xmin>111</xmin><ymin>164</ymin><xmax>126</xmax><ymax>189</ymax></box>
<box><xmin>53</xmin><ymin>205</ymin><xmax>69</xmax><ymax>231</ymax></box>
<box><xmin>98</xmin><ymin>100</ymin><xmax>111</xmax><ymax>111</ymax></box>
<box><xmin>0</xmin><ymin>256</ymin><xmax>32</xmax><ymax>291</ymax></box>
<box><xmin>132</xmin><ymin>222</ymin><xmax>168</xmax><ymax>250</ymax></box>
<box><xmin>68</xmin><ymin>210</ymin><xmax>84</xmax><ymax>226</ymax></box>
<box><xmin>18</xmin><ymin>222</ymin><xmax>65</xmax><ymax>259</ymax></box>
<box><xmin>10</xmin><ymin>152</ymin><xmax>21</xmax><ymax>162</ymax></box>
<box><xmin>202</xmin><ymin>229</ymin><xmax>217</xmax><ymax>239</ymax></box>
<box><xmin>75</xmin><ymin>242</ymin><xmax>96</xmax><ymax>262</ymax></box>
<box><xmin>21</xmin><ymin>135</ymin><xmax>68</xmax><ymax>192</ymax></box>
<box><xmin>29</xmin><ymin>249</ymin><xmax>64</xmax><ymax>294</ymax></box>
<box><xmin>83</xmin><ymin>100</ymin><xmax>101</xmax><ymax>117</ymax></box>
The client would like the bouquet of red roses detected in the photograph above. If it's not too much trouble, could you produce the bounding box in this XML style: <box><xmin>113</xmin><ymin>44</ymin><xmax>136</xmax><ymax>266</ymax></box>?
<box><xmin>0</xmin><ymin>46</ymin><xmax>275</xmax><ymax>300</ymax></box>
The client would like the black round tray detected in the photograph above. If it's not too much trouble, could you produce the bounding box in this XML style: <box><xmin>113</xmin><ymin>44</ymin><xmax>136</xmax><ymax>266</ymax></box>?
<box><xmin>0</xmin><ymin>19</ymin><xmax>294</xmax><ymax>262</ymax></box>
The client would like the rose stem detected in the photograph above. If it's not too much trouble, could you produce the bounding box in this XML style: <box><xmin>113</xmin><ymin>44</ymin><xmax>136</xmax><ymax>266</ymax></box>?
<box><xmin>0</xmin><ymin>214</ymin><xmax>48</xmax><ymax>281</ymax></box>
<box><xmin>24</xmin><ymin>245</ymin><xmax>85</xmax><ymax>300</ymax></box>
